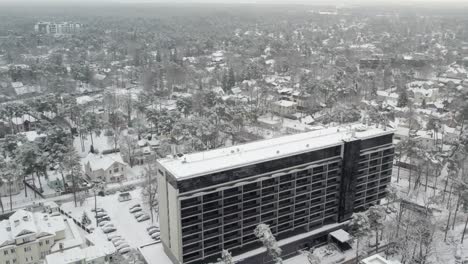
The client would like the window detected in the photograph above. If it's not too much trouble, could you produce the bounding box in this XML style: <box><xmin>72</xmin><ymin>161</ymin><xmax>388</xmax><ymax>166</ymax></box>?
<box><xmin>39</xmin><ymin>242</ymin><xmax>43</xmax><ymax>246</ymax></box>
<box><xmin>114</xmin><ymin>167</ymin><xmax>119</xmax><ymax>173</ymax></box>
<box><xmin>10</xmin><ymin>249</ymin><xmax>15</xmax><ymax>253</ymax></box>
<box><xmin>24</xmin><ymin>247</ymin><xmax>31</xmax><ymax>252</ymax></box>
<box><xmin>12</xmin><ymin>259</ymin><xmax>16</xmax><ymax>263</ymax></box>
<box><xmin>4</xmin><ymin>250</ymin><xmax>7</xmax><ymax>255</ymax></box>
<box><xmin>6</xmin><ymin>260</ymin><xmax>10</xmax><ymax>264</ymax></box>
<box><xmin>45</xmin><ymin>240</ymin><xmax>49</xmax><ymax>245</ymax></box>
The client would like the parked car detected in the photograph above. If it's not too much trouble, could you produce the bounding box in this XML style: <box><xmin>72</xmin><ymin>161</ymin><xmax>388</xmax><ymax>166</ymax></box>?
<box><xmin>96</xmin><ymin>212</ymin><xmax>107</xmax><ymax>217</ymax></box>
<box><xmin>146</xmin><ymin>225</ymin><xmax>159</xmax><ymax>232</ymax></box>
<box><xmin>148</xmin><ymin>229</ymin><xmax>159</xmax><ymax>236</ymax></box>
<box><xmin>137</xmin><ymin>214</ymin><xmax>150</xmax><ymax>222</ymax></box>
<box><xmin>98</xmin><ymin>221</ymin><xmax>110</xmax><ymax>227</ymax></box>
<box><xmin>111</xmin><ymin>237</ymin><xmax>124</xmax><ymax>244</ymax></box>
<box><xmin>103</xmin><ymin>223</ymin><xmax>115</xmax><ymax>229</ymax></box>
<box><xmin>113</xmin><ymin>240</ymin><xmax>127</xmax><ymax>247</ymax></box>
<box><xmin>129</xmin><ymin>204</ymin><xmax>141</xmax><ymax>210</ymax></box>
<box><xmin>115</xmin><ymin>243</ymin><xmax>130</xmax><ymax>251</ymax></box>
<box><xmin>107</xmin><ymin>234</ymin><xmax>121</xmax><ymax>241</ymax></box>
<box><xmin>97</xmin><ymin>216</ymin><xmax>111</xmax><ymax>222</ymax></box>
<box><xmin>151</xmin><ymin>232</ymin><xmax>160</xmax><ymax>240</ymax></box>
<box><xmin>118</xmin><ymin>247</ymin><xmax>131</xmax><ymax>254</ymax></box>
<box><xmin>91</xmin><ymin>208</ymin><xmax>104</xmax><ymax>213</ymax></box>
<box><xmin>133</xmin><ymin>211</ymin><xmax>145</xmax><ymax>218</ymax></box>
<box><xmin>118</xmin><ymin>192</ymin><xmax>132</xmax><ymax>202</ymax></box>
<box><xmin>129</xmin><ymin>207</ymin><xmax>142</xmax><ymax>214</ymax></box>
<box><xmin>102</xmin><ymin>226</ymin><xmax>117</xmax><ymax>234</ymax></box>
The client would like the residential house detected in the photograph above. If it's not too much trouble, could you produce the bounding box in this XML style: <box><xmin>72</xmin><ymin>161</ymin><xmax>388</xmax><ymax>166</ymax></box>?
<box><xmin>82</xmin><ymin>154</ymin><xmax>127</xmax><ymax>183</ymax></box>
<box><xmin>272</xmin><ymin>100</ymin><xmax>297</xmax><ymax>116</ymax></box>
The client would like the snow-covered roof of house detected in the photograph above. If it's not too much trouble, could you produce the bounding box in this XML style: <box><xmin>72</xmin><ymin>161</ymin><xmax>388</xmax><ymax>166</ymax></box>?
<box><xmin>231</xmin><ymin>87</ymin><xmax>242</xmax><ymax>94</ymax></box>
<box><xmin>11</xmin><ymin>82</ymin><xmax>23</xmax><ymax>88</ymax></box>
<box><xmin>20</xmin><ymin>131</ymin><xmax>46</xmax><ymax>141</ymax></box>
<box><xmin>94</xmin><ymin>74</ymin><xmax>106</xmax><ymax>81</ymax></box>
<box><xmin>158</xmin><ymin>124</ymin><xmax>394</xmax><ymax>180</ymax></box>
<box><xmin>274</xmin><ymin>100</ymin><xmax>297</xmax><ymax>108</ymax></box>
<box><xmin>11</xmin><ymin>114</ymin><xmax>37</xmax><ymax>125</ymax></box>
<box><xmin>83</xmin><ymin>153</ymin><xmax>125</xmax><ymax>171</ymax></box>
<box><xmin>14</xmin><ymin>85</ymin><xmax>41</xmax><ymax>96</ymax></box>
<box><xmin>376</xmin><ymin>90</ymin><xmax>398</xmax><ymax>99</ymax></box>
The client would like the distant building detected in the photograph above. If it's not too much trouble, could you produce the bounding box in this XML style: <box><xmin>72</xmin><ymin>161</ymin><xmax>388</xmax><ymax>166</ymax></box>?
<box><xmin>272</xmin><ymin>100</ymin><xmax>297</xmax><ymax>116</ymax></box>
<box><xmin>34</xmin><ymin>22</ymin><xmax>82</xmax><ymax>35</ymax></box>
<box><xmin>157</xmin><ymin>124</ymin><xmax>394</xmax><ymax>264</ymax></box>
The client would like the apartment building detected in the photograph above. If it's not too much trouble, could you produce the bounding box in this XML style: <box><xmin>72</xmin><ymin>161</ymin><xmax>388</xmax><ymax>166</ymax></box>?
<box><xmin>0</xmin><ymin>210</ymin><xmax>66</xmax><ymax>264</ymax></box>
<box><xmin>157</xmin><ymin>124</ymin><xmax>395</xmax><ymax>264</ymax></box>
<box><xmin>34</xmin><ymin>22</ymin><xmax>82</xmax><ymax>35</ymax></box>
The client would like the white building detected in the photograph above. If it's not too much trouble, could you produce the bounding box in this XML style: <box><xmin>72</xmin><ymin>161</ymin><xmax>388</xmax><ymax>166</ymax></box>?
<box><xmin>0</xmin><ymin>209</ymin><xmax>66</xmax><ymax>264</ymax></box>
<box><xmin>272</xmin><ymin>100</ymin><xmax>297</xmax><ymax>116</ymax></box>
<box><xmin>82</xmin><ymin>154</ymin><xmax>127</xmax><ymax>183</ymax></box>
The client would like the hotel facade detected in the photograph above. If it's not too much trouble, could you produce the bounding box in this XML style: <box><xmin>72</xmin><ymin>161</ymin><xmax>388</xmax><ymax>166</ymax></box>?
<box><xmin>157</xmin><ymin>125</ymin><xmax>395</xmax><ymax>264</ymax></box>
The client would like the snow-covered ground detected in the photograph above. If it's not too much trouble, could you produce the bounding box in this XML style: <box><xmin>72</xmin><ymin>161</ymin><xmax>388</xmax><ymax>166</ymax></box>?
<box><xmin>60</xmin><ymin>188</ymin><xmax>158</xmax><ymax>249</ymax></box>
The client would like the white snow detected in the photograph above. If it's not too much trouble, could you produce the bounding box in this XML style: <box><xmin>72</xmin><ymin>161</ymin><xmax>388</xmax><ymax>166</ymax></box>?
<box><xmin>159</xmin><ymin>124</ymin><xmax>393</xmax><ymax>179</ymax></box>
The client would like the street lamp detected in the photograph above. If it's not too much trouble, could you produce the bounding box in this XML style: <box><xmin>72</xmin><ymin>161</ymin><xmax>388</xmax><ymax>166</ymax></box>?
<box><xmin>92</xmin><ymin>182</ymin><xmax>104</xmax><ymax>227</ymax></box>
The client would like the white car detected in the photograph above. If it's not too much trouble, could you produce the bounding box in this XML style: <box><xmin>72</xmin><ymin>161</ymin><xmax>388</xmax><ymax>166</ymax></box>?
<box><xmin>98</xmin><ymin>221</ymin><xmax>110</xmax><ymax>227</ymax></box>
<box><xmin>130</xmin><ymin>207</ymin><xmax>142</xmax><ymax>214</ymax></box>
<box><xmin>133</xmin><ymin>211</ymin><xmax>145</xmax><ymax>218</ymax></box>
<box><xmin>129</xmin><ymin>204</ymin><xmax>141</xmax><ymax>210</ymax></box>
<box><xmin>137</xmin><ymin>214</ymin><xmax>150</xmax><ymax>222</ymax></box>
<box><xmin>115</xmin><ymin>243</ymin><xmax>130</xmax><ymax>251</ymax></box>
<box><xmin>113</xmin><ymin>239</ymin><xmax>127</xmax><ymax>247</ymax></box>
<box><xmin>111</xmin><ymin>237</ymin><xmax>124</xmax><ymax>244</ymax></box>
<box><xmin>148</xmin><ymin>229</ymin><xmax>159</xmax><ymax>236</ymax></box>
<box><xmin>151</xmin><ymin>232</ymin><xmax>160</xmax><ymax>240</ymax></box>
<box><xmin>118</xmin><ymin>246</ymin><xmax>131</xmax><ymax>254</ymax></box>
<box><xmin>102</xmin><ymin>226</ymin><xmax>117</xmax><ymax>234</ymax></box>
<box><xmin>146</xmin><ymin>225</ymin><xmax>159</xmax><ymax>232</ymax></box>
<box><xmin>103</xmin><ymin>223</ymin><xmax>115</xmax><ymax>229</ymax></box>
<box><xmin>96</xmin><ymin>212</ymin><xmax>108</xmax><ymax>217</ymax></box>
<box><xmin>107</xmin><ymin>234</ymin><xmax>121</xmax><ymax>241</ymax></box>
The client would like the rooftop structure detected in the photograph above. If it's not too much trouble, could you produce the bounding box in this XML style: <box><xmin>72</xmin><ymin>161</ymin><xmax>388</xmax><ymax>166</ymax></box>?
<box><xmin>158</xmin><ymin>124</ymin><xmax>392</xmax><ymax>180</ymax></box>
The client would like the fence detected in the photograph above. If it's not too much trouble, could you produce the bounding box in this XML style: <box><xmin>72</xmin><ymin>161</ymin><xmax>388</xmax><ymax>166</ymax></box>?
<box><xmin>58</xmin><ymin>207</ymin><xmax>93</xmax><ymax>234</ymax></box>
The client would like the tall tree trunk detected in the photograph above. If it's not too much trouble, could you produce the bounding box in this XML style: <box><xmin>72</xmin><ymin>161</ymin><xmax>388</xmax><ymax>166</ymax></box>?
<box><xmin>442</xmin><ymin>178</ymin><xmax>449</xmax><ymax>202</ymax></box>
<box><xmin>36</xmin><ymin>171</ymin><xmax>43</xmax><ymax>191</ymax></box>
<box><xmin>452</xmin><ymin>194</ymin><xmax>461</xmax><ymax>230</ymax></box>
<box><xmin>31</xmin><ymin>174</ymin><xmax>37</xmax><ymax>198</ymax></box>
<box><xmin>375</xmin><ymin>228</ymin><xmax>379</xmax><ymax>253</ymax></box>
<box><xmin>461</xmin><ymin>215</ymin><xmax>468</xmax><ymax>244</ymax></box>
<box><xmin>355</xmin><ymin>239</ymin><xmax>360</xmax><ymax>264</ymax></box>
<box><xmin>24</xmin><ymin>174</ymin><xmax>28</xmax><ymax>197</ymax></box>
<box><xmin>9</xmin><ymin>181</ymin><xmax>13</xmax><ymax>211</ymax></box>
<box><xmin>444</xmin><ymin>211</ymin><xmax>452</xmax><ymax>242</ymax></box>
<box><xmin>72</xmin><ymin>172</ymin><xmax>77</xmax><ymax>207</ymax></box>
<box><xmin>0</xmin><ymin>190</ymin><xmax>4</xmax><ymax>213</ymax></box>
<box><xmin>397</xmin><ymin>156</ymin><xmax>401</xmax><ymax>183</ymax></box>
<box><xmin>446</xmin><ymin>184</ymin><xmax>453</xmax><ymax>209</ymax></box>
<box><xmin>424</xmin><ymin>163</ymin><xmax>428</xmax><ymax>193</ymax></box>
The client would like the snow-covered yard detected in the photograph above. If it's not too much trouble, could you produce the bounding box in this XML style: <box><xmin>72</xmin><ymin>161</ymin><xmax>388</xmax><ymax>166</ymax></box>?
<box><xmin>60</xmin><ymin>187</ymin><xmax>158</xmax><ymax>249</ymax></box>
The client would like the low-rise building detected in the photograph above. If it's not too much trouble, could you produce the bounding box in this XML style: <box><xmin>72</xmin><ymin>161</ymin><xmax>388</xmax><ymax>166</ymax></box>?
<box><xmin>272</xmin><ymin>100</ymin><xmax>297</xmax><ymax>116</ymax></box>
<box><xmin>0</xmin><ymin>209</ymin><xmax>66</xmax><ymax>264</ymax></box>
<box><xmin>82</xmin><ymin>154</ymin><xmax>127</xmax><ymax>183</ymax></box>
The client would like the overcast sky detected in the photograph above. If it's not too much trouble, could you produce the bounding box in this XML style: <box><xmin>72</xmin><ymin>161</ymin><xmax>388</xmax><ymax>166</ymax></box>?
<box><xmin>0</xmin><ymin>0</ymin><xmax>467</xmax><ymax>6</ymax></box>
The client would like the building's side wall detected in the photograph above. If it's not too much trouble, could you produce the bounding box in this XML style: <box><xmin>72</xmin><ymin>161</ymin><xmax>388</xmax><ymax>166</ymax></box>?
<box><xmin>168</xmin><ymin>183</ymin><xmax>182</xmax><ymax>262</ymax></box>
<box><xmin>157</xmin><ymin>164</ymin><xmax>170</xmax><ymax>250</ymax></box>
<box><xmin>338</xmin><ymin>139</ymin><xmax>361</xmax><ymax>222</ymax></box>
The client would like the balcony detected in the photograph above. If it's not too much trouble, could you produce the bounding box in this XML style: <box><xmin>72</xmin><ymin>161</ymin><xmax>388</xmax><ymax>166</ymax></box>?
<box><xmin>243</xmin><ymin>199</ymin><xmax>260</xmax><ymax>210</ymax></box>
<box><xmin>224</xmin><ymin>205</ymin><xmax>240</xmax><ymax>215</ymax></box>
<box><xmin>262</xmin><ymin>178</ymin><xmax>276</xmax><ymax>188</ymax></box>
<box><xmin>243</xmin><ymin>208</ymin><xmax>259</xmax><ymax>219</ymax></box>
<box><xmin>203</xmin><ymin>192</ymin><xmax>221</xmax><ymax>203</ymax></box>
<box><xmin>182</xmin><ymin>215</ymin><xmax>201</xmax><ymax>227</ymax></box>
<box><xmin>261</xmin><ymin>203</ymin><xmax>276</xmax><ymax>213</ymax></box>
<box><xmin>223</xmin><ymin>187</ymin><xmax>241</xmax><ymax>198</ymax></box>
<box><xmin>204</xmin><ymin>237</ymin><xmax>221</xmax><ymax>248</ymax></box>
<box><xmin>183</xmin><ymin>224</ymin><xmax>202</xmax><ymax>236</ymax></box>
<box><xmin>181</xmin><ymin>197</ymin><xmax>201</xmax><ymax>209</ymax></box>
<box><xmin>280</xmin><ymin>174</ymin><xmax>293</xmax><ymax>183</ymax></box>
<box><xmin>182</xmin><ymin>206</ymin><xmax>201</xmax><ymax>219</ymax></box>
<box><xmin>203</xmin><ymin>209</ymin><xmax>221</xmax><ymax>220</ymax></box>
<box><xmin>243</xmin><ymin>216</ymin><xmax>260</xmax><ymax>227</ymax></box>
<box><xmin>204</xmin><ymin>227</ymin><xmax>221</xmax><ymax>239</ymax></box>
<box><xmin>278</xmin><ymin>198</ymin><xmax>294</xmax><ymax>208</ymax></box>
<box><xmin>262</xmin><ymin>195</ymin><xmax>276</xmax><ymax>204</ymax></box>
<box><xmin>243</xmin><ymin>190</ymin><xmax>260</xmax><ymax>201</ymax></box>
<box><xmin>262</xmin><ymin>187</ymin><xmax>276</xmax><ymax>196</ymax></box>
<box><xmin>224</xmin><ymin>231</ymin><xmax>241</xmax><ymax>243</ymax></box>
<box><xmin>204</xmin><ymin>219</ymin><xmax>221</xmax><ymax>230</ymax></box>
<box><xmin>183</xmin><ymin>242</ymin><xmax>202</xmax><ymax>254</ymax></box>
<box><xmin>243</xmin><ymin>182</ymin><xmax>259</xmax><ymax>192</ymax></box>
<box><xmin>203</xmin><ymin>201</ymin><xmax>220</xmax><ymax>212</ymax></box>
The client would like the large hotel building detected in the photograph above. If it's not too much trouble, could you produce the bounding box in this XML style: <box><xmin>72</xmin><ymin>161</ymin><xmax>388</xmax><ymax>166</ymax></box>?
<box><xmin>157</xmin><ymin>125</ymin><xmax>395</xmax><ymax>264</ymax></box>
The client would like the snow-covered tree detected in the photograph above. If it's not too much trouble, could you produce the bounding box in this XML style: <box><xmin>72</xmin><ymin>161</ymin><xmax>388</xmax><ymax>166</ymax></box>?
<box><xmin>299</xmin><ymin>248</ymin><xmax>321</xmax><ymax>264</ymax></box>
<box><xmin>81</xmin><ymin>212</ymin><xmax>91</xmax><ymax>226</ymax></box>
<box><xmin>118</xmin><ymin>134</ymin><xmax>138</xmax><ymax>167</ymax></box>
<box><xmin>348</xmin><ymin>212</ymin><xmax>371</xmax><ymax>264</ymax></box>
<box><xmin>141</xmin><ymin>163</ymin><xmax>158</xmax><ymax>222</ymax></box>
<box><xmin>254</xmin><ymin>224</ymin><xmax>282</xmax><ymax>264</ymax></box>
<box><xmin>366</xmin><ymin>205</ymin><xmax>386</xmax><ymax>253</ymax></box>
<box><xmin>217</xmin><ymin>250</ymin><xmax>234</xmax><ymax>264</ymax></box>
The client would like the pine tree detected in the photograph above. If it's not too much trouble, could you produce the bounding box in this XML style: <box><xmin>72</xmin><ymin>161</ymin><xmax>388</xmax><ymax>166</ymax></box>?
<box><xmin>397</xmin><ymin>90</ymin><xmax>408</xmax><ymax>108</ymax></box>
<box><xmin>254</xmin><ymin>224</ymin><xmax>282</xmax><ymax>264</ymax></box>
<box><xmin>81</xmin><ymin>212</ymin><xmax>91</xmax><ymax>226</ymax></box>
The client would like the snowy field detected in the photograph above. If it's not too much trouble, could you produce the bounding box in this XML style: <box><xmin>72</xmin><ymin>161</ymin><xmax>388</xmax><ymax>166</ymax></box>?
<box><xmin>60</xmin><ymin>188</ymin><xmax>158</xmax><ymax>249</ymax></box>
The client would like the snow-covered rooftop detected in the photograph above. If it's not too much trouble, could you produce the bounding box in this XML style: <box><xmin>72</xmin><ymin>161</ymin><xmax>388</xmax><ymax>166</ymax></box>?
<box><xmin>83</xmin><ymin>153</ymin><xmax>125</xmax><ymax>171</ymax></box>
<box><xmin>158</xmin><ymin>124</ymin><xmax>394</xmax><ymax>179</ymax></box>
